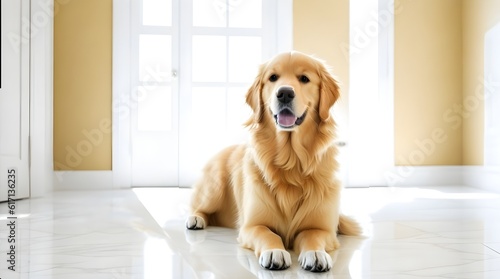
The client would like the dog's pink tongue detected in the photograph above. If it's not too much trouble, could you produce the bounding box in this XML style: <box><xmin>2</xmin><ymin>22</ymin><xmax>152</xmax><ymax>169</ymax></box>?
<box><xmin>278</xmin><ymin>110</ymin><xmax>297</xmax><ymax>127</ymax></box>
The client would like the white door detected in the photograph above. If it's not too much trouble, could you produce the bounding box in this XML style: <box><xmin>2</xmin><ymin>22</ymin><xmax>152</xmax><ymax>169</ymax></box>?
<box><xmin>0</xmin><ymin>0</ymin><xmax>30</xmax><ymax>201</ymax></box>
<box><xmin>124</xmin><ymin>0</ymin><xmax>287</xmax><ymax>187</ymax></box>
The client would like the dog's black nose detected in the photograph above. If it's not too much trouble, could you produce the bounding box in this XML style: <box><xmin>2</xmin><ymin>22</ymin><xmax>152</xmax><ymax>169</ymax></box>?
<box><xmin>277</xmin><ymin>87</ymin><xmax>295</xmax><ymax>104</ymax></box>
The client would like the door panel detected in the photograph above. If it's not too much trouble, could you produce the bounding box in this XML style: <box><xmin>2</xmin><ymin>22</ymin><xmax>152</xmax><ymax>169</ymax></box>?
<box><xmin>0</xmin><ymin>0</ymin><xmax>30</xmax><ymax>201</ymax></box>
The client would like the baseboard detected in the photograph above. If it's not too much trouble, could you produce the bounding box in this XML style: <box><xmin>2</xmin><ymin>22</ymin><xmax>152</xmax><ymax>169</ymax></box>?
<box><xmin>387</xmin><ymin>165</ymin><xmax>500</xmax><ymax>193</ymax></box>
<box><xmin>463</xmin><ymin>166</ymin><xmax>500</xmax><ymax>193</ymax></box>
<box><xmin>385</xmin><ymin>166</ymin><xmax>464</xmax><ymax>187</ymax></box>
<box><xmin>54</xmin><ymin>171</ymin><xmax>114</xmax><ymax>190</ymax></box>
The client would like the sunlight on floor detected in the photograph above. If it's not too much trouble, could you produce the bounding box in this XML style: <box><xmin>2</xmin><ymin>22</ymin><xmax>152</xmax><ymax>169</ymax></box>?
<box><xmin>144</xmin><ymin>238</ymin><xmax>174</xmax><ymax>279</ymax></box>
<box><xmin>133</xmin><ymin>186</ymin><xmax>500</xmax><ymax>278</ymax></box>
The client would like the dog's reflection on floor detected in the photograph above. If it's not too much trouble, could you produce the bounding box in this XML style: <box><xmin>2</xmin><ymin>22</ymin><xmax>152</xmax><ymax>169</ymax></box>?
<box><xmin>161</xmin><ymin>220</ymin><xmax>365</xmax><ymax>279</ymax></box>
<box><xmin>237</xmin><ymin>235</ymin><xmax>365</xmax><ymax>279</ymax></box>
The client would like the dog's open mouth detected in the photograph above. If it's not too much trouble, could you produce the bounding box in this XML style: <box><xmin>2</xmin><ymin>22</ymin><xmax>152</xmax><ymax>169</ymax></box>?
<box><xmin>274</xmin><ymin>108</ymin><xmax>307</xmax><ymax>129</ymax></box>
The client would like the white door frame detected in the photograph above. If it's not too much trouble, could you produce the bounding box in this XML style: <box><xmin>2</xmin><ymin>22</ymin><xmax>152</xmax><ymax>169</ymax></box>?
<box><xmin>30</xmin><ymin>0</ymin><xmax>54</xmax><ymax>197</ymax></box>
<box><xmin>113</xmin><ymin>0</ymin><xmax>133</xmax><ymax>188</ymax></box>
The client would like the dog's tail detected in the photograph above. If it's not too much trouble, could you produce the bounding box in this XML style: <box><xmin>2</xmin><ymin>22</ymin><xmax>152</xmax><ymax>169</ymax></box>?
<box><xmin>338</xmin><ymin>214</ymin><xmax>362</xmax><ymax>236</ymax></box>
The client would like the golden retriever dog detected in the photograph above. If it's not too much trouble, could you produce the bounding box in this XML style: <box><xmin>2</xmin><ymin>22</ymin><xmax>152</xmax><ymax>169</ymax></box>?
<box><xmin>186</xmin><ymin>51</ymin><xmax>361</xmax><ymax>272</ymax></box>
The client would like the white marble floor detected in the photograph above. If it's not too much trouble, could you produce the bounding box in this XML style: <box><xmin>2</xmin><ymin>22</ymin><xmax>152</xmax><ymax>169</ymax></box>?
<box><xmin>1</xmin><ymin>186</ymin><xmax>500</xmax><ymax>278</ymax></box>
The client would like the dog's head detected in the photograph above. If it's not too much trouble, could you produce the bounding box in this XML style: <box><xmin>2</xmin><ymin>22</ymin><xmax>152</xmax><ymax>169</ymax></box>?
<box><xmin>245</xmin><ymin>51</ymin><xmax>340</xmax><ymax>131</ymax></box>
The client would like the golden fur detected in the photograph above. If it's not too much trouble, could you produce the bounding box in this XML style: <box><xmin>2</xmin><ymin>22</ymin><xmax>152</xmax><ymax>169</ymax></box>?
<box><xmin>186</xmin><ymin>51</ymin><xmax>361</xmax><ymax>272</ymax></box>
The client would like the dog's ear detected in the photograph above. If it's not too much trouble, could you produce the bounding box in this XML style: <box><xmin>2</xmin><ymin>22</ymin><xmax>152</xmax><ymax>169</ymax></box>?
<box><xmin>318</xmin><ymin>65</ymin><xmax>340</xmax><ymax>122</ymax></box>
<box><xmin>244</xmin><ymin>63</ymin><xmax>266</xmax><ymax>126</ymax></box>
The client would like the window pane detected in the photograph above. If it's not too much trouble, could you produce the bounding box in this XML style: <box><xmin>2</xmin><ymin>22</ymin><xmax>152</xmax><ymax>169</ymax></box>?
<box><xmin>142</xmin><ymin>0</ymin><xmax>172</xmax><ymax>26</ymax></box>
<box><xmin>193</xmin><ymin>0</ymin><xmax>226</xmax><ymax>27</ymax></box>
<box><xmin>229</xmin><ymin>0</ymin><xmax>262</xmax><ymax>28</ymax></box>
<box><xmin>189</xmin><ymin>87</ymin><xmax>227</xmax><ymax>173</ymax></box>
<box><xmin>138</xmin><ymin>86</ymin><xmax>172</xmax><ymax>131</ymax></box>
<box><xmin>192</xmin><ymin>36</ymin><xmax>227</xmax><ymax>82</ymax></box>
<box><xmin>139</xmin><ymin>35</ymin><xmax>171</xmax><ymax>82</ymax></box>
<box><xmin>191</xmin><ymin>87</ymin><xmax>227</xmax><ymax>132</ymax></box>
<box><xmin>228</xmin><ymin>36</ymin><xmax>261</xmax><ymax>83</ymax></box>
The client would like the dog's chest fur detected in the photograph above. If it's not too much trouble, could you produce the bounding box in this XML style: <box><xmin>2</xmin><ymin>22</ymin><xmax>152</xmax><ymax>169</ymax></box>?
<box><xmin>267</xmin><ymin>171</ymin><xmax>332</xmax><ymax>247</ymax></box>
<box><xmin>272</xmin><ymin>182</ymin><xmax>304</xmax><ymax>219</ymax></box>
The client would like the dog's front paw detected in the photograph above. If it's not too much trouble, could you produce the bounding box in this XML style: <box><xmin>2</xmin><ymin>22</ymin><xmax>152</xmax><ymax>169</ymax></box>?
<box><xmin>298</xmin><ymin>250</ymin><xmax>333</xmax><ymax>272</ymax></box>
<box><xmin>185</xmin><ymin>215</ymin><xmax>206</xmax><ymax>230</ymax></box>
<box><xmin>259</xmin><ymin>249</ymin><xmax>292</xmax><ymax>270</ymax></box>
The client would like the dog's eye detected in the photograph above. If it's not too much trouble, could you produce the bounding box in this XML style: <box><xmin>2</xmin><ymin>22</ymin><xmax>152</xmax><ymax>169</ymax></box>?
<box><xmin>269</xmin><ymin>74</ymin><xmax>279</xmax><ymax>82</ymax></box>
<box><xmin>299</xmin><ymin>75</ymin><xmax>310</xmax><ymax>83</ymax></box>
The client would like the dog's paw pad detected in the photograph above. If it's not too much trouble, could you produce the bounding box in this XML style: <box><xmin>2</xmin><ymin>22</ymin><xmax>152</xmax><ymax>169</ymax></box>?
<box><xmin>259</xmin><ymin>249</ymin><xmax>292</xmax><ymax>270</ymax></box>
<box><xmin>298</xmin><ymin>250</ymin><xmax>333</xmax><ymax>272</ymax></box>
<box><xmin>185</xmin><ymin>215</ymin><xmax>206</xmax><ymax>230</ymax></box>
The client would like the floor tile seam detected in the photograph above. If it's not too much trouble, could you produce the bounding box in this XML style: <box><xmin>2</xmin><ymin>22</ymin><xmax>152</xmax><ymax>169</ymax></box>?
<box><xmin>483</xmin><ymin>243</ymin><xmax>500</xmax><ymax>255</ymax></box>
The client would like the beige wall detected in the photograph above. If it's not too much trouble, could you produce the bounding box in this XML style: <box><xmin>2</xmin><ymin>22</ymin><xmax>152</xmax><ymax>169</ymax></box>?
<box><xmin>393</xmin><ymin>0</ymin><xmax>500</xmax><ymax>166</ymax></box>
<box><xmin>462</xmin><ymin>0</ymin><xmax>500</xmax><ymax>165</ymax></box>
<box><xmin>293</xmin><ymin>0</ymin><xmax>350</xmax><ymax>92</ymax></box>
<box><xmin>394</xmin><ymin>0</ymin><xmax>463</xmax><ymax>165</ymax></box>
<box><xmin>293</xmin><ymin>0</ymin><xmax>350</xmax><ymax>137</ymax></box>
<box><xmin>53</xmin><ymin>0</ymin><xmax>112</xmax><ymax>170</ymax></box>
